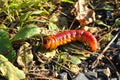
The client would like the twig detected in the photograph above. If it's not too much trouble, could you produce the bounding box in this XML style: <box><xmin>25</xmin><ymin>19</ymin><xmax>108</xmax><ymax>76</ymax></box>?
<box><xmin>69</xmin><ymin>18</ymin><xmax>76</xmax><ymax>30</ymax></box>
<box><xmin>92</xmin><ymin>29</ymin><xmax>120</xmax><ymax>68</ymax></box>
<box><xmin>35</xmin><ymin>53</ymin><xmax>45</xmax><ymax>63</ymax></box>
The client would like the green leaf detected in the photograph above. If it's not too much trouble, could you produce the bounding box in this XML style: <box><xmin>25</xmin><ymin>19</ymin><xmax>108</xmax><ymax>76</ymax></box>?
<box><xmin>69</xmin><ymin>56</ymin><xmax>81</xmax><ymax>65</ymax></box>
<box><xmin>115</xmin><ymin>18</ymin><xmax>120</xmax><ymax>26</ymax></box>
<box><xmin>48</xmin><ymin>22</ymin><xmax>59</xmax><ymax>30</ymax></box>
<box><xmin>31</xmin><ymin>10</ymin><xmax>44</xmax><ymax>15</ymax></box>
<box><xmin>12</xmin><ymin>24</ymin><xmax>40</xmax><ymax>41</ymax></box>
<box><xmin>0</xmin><ymin>54</ymin><xmax>25</xmax><ymax>80</ymax></box>
<box><xmin>49</xmin><ymin>15</ymin><xmax>58</xmax><ymax>22</ymax></box>
<box><xmin>102</xmin><ymin>4</ymin><xmax>114</xmax><ymax>10</ymax></box>
<box><xmin>103</xmin><ymin>33</ymin><xmax>113</xmax><ymax>42</ymax></box>
<box><xmin>96</xmin><ymin>20</ymin><xmax>110</xmax><ymax>28</ymax></box>
<box><xmin>0</xmin><ymin>30</ymin><xmax>16</xmax><ymax>62</ymax></box>
<box><xmin>96</xmin><ymin>3</ymin><xmax>114</xmax><ymax>11</ymax></box>
<box><xmin>62</xmin><ymin>0</ymin><xmax>75</xmax><ymax>4</ymax></box>
<box><xmin>28</xmin><ymin>19</ymin><xmax>47</xmax><ymax>23</ymax></box>
<box><xmin>0</xmin><ymin>24</ymin><xmax>7</xmax><ymax>30</ymax></box>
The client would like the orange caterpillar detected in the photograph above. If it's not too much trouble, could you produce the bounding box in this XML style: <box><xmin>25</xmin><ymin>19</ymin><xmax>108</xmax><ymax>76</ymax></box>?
<box><xmin>43</xmin><ymin>30</ymin><xmax>98</xmax><ymax>51</ymax></box>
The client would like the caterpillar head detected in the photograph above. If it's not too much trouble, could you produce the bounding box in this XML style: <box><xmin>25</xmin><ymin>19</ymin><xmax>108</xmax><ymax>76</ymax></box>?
<box><xmin>43</xmin><ymin>36</ymin><xmax>52</xmax><ymax>49</ymax></box>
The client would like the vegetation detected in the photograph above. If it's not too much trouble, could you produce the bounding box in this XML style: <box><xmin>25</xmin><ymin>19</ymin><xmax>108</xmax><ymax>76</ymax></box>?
<box><xmin>0</xmin><ymin>0</ymin><xmax>120</xmax><ymax>79</ymax></box>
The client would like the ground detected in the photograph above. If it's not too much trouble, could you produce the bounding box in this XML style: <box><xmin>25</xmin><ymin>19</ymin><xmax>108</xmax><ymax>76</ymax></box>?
<box><xmin>0</xmin><ymin>0</ymin><xmax>120</xmax><ymax>80</ymax></box>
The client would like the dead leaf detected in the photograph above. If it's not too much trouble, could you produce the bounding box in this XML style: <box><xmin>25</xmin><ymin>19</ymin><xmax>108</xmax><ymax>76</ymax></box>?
<box><xmin>17</xmin><ymin>42</ymin><xmax>33</xmax><ymax>72</ymax></box>
<box><xmin>82</xmin><ymin>26</ymin><xmax>98</xmax><ymax>33</ymax></box>
<box><xmin>45</xmin><ymin>50</ymin><xmax>56</xmax><ymax>58</ymax></box>
<box><xmin>70</xmin><ymin>64</ymin><xmax>80</xmax><ymax>74</ymax></box>
<box><xmin>103</xmin><ymin>67</ymin><xmax>111</xmax><ymax>77</ymax></box>
<box><xmin>74</xmin><ymin>0</ymin><xmax>95</xmax><ymax>26</ymax></box>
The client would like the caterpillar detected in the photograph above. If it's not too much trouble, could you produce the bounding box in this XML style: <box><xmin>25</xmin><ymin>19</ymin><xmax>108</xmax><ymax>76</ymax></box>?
<box><xmin>43</xmin><ymin>30</ymin><xmax>98</xmax><ymax>51</ymax></box>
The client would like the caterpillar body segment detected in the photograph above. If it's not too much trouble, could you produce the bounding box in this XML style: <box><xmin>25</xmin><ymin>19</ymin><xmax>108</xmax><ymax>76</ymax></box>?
<box><xmin>43</xmin><ymin>30</ymin><xmax>98</xmax><ymax>51</ymax></box>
